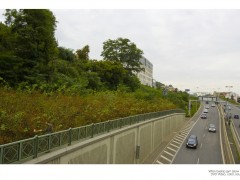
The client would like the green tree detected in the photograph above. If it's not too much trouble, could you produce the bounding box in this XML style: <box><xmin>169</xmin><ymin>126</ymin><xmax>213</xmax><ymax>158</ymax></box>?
<box><xmin>101</xmin><ymin>38</ymin><xmax>144</xmax><ymax>73</ymax></box>
<box><xmin>3</xmin><ymin>9</ymin><xmax>58</xmax><ymax>84</ymax></box>
<box><xmin>76</xmin><ymin>45</ymin><xmax>90</xmax><ymax>60</ymax></box>
<box><xmin>58</xmin><ymin>46</ymin><xmax>76</xmax><ymax>62</ymax></box>
<box><xmin>155</xmin><ymin>81</ymin><xmax>165</xmax><ymax>90</ymax></box>
<box><xmin>0</xmin><ymin>22</ymin><xmax>25</xmax><ymax>86</ymax></box>
<box><xmin>87</xmin><ymin>60</ymin><xmax>140</xmax><ymax>91</ymax></box>
<box><xmin>0</xmin><ymin>22</ymin><xmax>14</xmax><ymax>53</ymax></box>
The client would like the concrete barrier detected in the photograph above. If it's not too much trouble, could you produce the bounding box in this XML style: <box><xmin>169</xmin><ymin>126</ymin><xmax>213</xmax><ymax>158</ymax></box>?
<box><xmin>25</xmin><ymin>113</ymin><xmax>185</xmax><ymax>164</ymax></box>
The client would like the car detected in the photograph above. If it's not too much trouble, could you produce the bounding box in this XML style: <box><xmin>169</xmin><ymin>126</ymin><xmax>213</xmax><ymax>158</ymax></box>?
<box><xmin>208</xmin><ymin>124</ymin><xmax>216</xmax><ymax>132</ymax></box>
<box><xmin>234</xmin><ymin>114</ymin><xmax>239</xmax><ymax>119</ymax></box>
<box><xmin>203</xmin><ymin>109</ymin><xmax>208</xmax><ymax>113</ymax></box>
<box><xmin>205</xmin><ymin>105</ymin><xmax>210</xmax><ymax>109</ymax></box>
<box><xmin>211</xmin><ymin>104</ymin><xmax>215</xmax><ymax>107</ymax></box>
<box><xmin>201</xmin><ymin>114</ymin><xmax>207</xmax><ymax>119</ymax></box>
<box><xmin>186</xmin><ymin>134</ymin><xmax>198</xmax><ymax>149</ymax></box>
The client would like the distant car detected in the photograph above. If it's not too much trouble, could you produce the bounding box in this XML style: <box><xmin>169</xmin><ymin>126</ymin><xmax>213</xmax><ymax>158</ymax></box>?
<box><xmin>203</xmin><ymin>109</ymin><xmax>208</xmax><ymax>113</ymax></box>
<box><xmin>205</xmin><ymin>105</ymin><xmax>210</xmax><ymax>109</ymax></box>
<box><xmin>211</xmin><ymin>104</ymin><xmax>215</xmax><ymax>107</ymax></box>
<box><xmin>234</xmin><ymin>114</ymin><xmax>239</xmax><ymax>119</ymax></box>
<box><xmin>201</xmin><ymin>114</ymin><xmax>207</xmax><ymax>119</ymax></box>
<box><xmin>208</xmin><ymin>124</ymin><xmax>216</xmax><ymax>133</ymax></box>
<box><xmin>186</xmin><ymin>135</ymin><xmax>198</xmax><ymax>149</ymax></box>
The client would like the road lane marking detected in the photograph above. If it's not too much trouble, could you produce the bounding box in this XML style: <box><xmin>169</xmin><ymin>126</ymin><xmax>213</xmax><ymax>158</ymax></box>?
<box><xmin>175</xmin><ymin>136</ymin><xmax>183</xmax><ymax>141</ymax></box>
<box><xmin>172</xmin><ymin>140</ymin><xmax>181</xmax><ymax>145</ymax></box>
<box><xmin>167</xmin><ymin>147</ymin><xmax>177</xmax><ymax>152</ymax></box>
<box><xmin>170</xmin><ymin>143</ymin><xmax>179</xmax><ymax>148</ymax></box>
<box><xmin>156</xmin><ymin>160</ymin><xmax>162</xmax><ymax>164</ymax></box>
<box><xmin>179</xmin><ymin>131</ymin><xmax>188</xmax><ymax>135</ymax></box>
<box><xmin>173</xmin><ymin>138</ymin><xmax>182</xmax><ymax>143</ymax></box>
<box><xmin>177</xmin><ymin>134</ymin><xmax>185</xmax><ymax>138</ymax></box>
<box><xmin>161</xmin><ymin>155</ymin><xmax>171</xmax><ymax>163</ymax></box>
<box><xmin>197</xmin><ymin>158</ymin><xmax>200</xmax><ymax>164</ymax></box>
<box><xmin>203</xmin><ymin>134</ymin><xmax>205</xmax><ymax>138</ymax></box>
<box><xmin>181</xmin><ymin>128</ymin><xmax>191</xmax><ymax>132</ymax></box>
<box><xmin>200</xmin><ymin>143</ymin><xmax>203</xmax><ymax>148</ymax></box>
<box><xmin>164</xmin><ymin>150</ymin><xmax>174</xmax><ymax>157</ymax></box>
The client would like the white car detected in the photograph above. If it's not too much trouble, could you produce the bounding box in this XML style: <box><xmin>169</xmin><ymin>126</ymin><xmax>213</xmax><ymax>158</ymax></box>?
<box><xmin>208</xmin><ymin>124</ymin><xmax>216</xmax><ymax>132</ymax></box>
<box><xmin>203</xmin><ymin>109</ymin><xmax>208</xmax><ymax>113</ymax></box>
<box><xmin>211</xmin><ymin>104</ymin><xmax>215</xmax><ymax>107</ymax></box>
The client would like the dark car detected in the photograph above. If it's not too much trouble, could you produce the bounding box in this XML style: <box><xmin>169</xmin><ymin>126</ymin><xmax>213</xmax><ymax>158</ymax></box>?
<box><xmin>234</xmin><ymin>114</ymin><xmax>239</xmax><ymax>119</ymax></box>
<box><xmin>201</xmin><ymin>114</ymin><xmax>207</xmax><ymax>119</ymax></box>
<box><xmin>208</xmin><ymin>124</ymin><xmax>216</xmax><ymax>133</ymax></box>
<box><xmin>186</xmin><ymin>135</ymin><xmax>198</xmax><ymax>149</ymax></box>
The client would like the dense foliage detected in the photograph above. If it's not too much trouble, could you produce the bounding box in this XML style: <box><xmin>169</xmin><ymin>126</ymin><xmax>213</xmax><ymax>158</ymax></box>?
<box><xmin>0</xmin><ymin>9</ymin><xmax>198</xmax><ymax>144</ymax></box>
<box><xmin>101</xmin><ymin>38</ymin><xmax>144</xmax><ymax>73</ymax></box>
<box><xmin>0</xmin><ymin>87</ymin><xmax>177</xmax><ymax>144</ymax></box>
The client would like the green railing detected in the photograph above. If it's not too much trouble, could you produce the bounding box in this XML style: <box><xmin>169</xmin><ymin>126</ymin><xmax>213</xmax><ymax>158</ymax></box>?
<box><xmin>0</xmin><ymin>109</ymin><xmax>184</xmax><ymax>164</ymax></box>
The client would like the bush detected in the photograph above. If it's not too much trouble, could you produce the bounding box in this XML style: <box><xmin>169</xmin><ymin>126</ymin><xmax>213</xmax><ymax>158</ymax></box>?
<box><xmin>0</xmin><ymin>88</ymin><xmax>177</xmax><ymax>144</ymax></box>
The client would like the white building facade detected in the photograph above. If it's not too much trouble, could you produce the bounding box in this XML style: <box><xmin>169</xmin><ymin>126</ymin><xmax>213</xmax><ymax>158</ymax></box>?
<box><xmin>136</xmin><ymin>57</ymin><xmax>155</xmax><ymax>87</ymax></box>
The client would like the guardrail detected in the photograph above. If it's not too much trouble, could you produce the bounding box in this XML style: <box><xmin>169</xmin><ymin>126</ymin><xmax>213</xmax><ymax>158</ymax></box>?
<box><xmin>230</xmin><ymin>122</ymin><xmax>240</xmax><ymax>157</ymax></box>
<box><xmin>219</xmin><ymin>105</ymin><xmax>235</xmax><ymax>164</ymax></box>
<box><xmin>0</xmin><ymin>109</ymin><xmax>184</xmax><ymax>164</ymax></box>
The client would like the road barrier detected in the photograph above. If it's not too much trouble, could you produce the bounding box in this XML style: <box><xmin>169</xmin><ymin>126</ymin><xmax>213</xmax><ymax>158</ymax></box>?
<box><xmin>0</xmin><ymin>109</ymin><xmax>184</xmax><ymax>164</ymax></box>
<box><xmin>219</xmin><ymin>105</ymin><xmax>235</xmax><ymax>164</ymax></box>
<box><xmin>230</xmin><ymin>122</ymin><xmax>240</xmax><ymax>158</ymax></box>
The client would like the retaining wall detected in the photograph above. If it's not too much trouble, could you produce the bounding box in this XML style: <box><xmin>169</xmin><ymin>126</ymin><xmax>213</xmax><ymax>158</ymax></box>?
<box><xmin>25</xmin><ymin>113</ymin><xmax>185</xmax><ymax>164</ymax></box>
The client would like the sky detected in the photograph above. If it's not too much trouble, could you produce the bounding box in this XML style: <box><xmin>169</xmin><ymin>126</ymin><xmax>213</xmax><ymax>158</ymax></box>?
<box><xmin>1</xmin><ymin>6</ymin><xmax>240</xmax><ymax>94</ymax></box>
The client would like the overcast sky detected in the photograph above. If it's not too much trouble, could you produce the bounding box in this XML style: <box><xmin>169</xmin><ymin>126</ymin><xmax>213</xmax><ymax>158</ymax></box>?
<box><xmin>1</xmin><ymin>9</ymin><xmax>240</xmax><ymax>94</ymax></box>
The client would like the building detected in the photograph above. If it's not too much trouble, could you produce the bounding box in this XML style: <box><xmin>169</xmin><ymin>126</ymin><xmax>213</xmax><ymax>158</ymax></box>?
<box><xmin>136</xmin><ymin>57</ymin><xmax>154</xmax><ymax>87</ymax></box>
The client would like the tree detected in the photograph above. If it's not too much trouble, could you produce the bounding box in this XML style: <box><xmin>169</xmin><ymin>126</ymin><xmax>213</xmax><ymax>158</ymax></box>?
<box><xmin>155</xmin><ymin>81</ymin><xmax>165</xmax><ymax>90</ymax></box>
<box><xmin>101</xmin><ymin>38</ymin><xmax>144</xmax><ymax>73</ymax></box>
<box><xmin>0</xmin><ymin>22</ymin><xmax>15</xmax><ymax>53</ymax></box>
<box><xmin>0</xmin><ymin>22</ymin><xmax>25</xmax><ymax>86</ymax></box>
<box><xmin>76</xmin><ymin>45</ymin><xmax>90</xmax><ymax>60</ymax></box>
<box><xmin>58</xmin><ymin>46</ymin><xmax>76</xmax><ymax>62</ymax></box>
<box><xmin>3</xmin><ymin>9</ymin><xmax>58</xmax><ymax>84</ymax></box>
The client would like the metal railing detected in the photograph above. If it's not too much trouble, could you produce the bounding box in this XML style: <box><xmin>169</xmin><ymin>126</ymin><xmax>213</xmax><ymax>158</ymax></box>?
<box><xmin>0</xmin><ymin>109</ymin><xmax>184</xmax><ymax>164</ymax></box>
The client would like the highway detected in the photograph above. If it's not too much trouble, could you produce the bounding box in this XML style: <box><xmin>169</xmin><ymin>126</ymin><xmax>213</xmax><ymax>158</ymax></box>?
<box><xmin>153</xmin><ymin>102</ymin><xmax>224</xmax><ymax>164</ymax></box>
<box><xmin>173</xmin><ymin>103</ymin><xmax>223</xmax><ymax>164</ymax></box>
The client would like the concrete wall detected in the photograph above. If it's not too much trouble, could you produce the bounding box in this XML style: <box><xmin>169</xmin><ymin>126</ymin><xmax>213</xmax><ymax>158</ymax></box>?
<box><xmin>25</xmin><ymin>113</ymin><xmax>186</xmax><ymax>164</ymax></box>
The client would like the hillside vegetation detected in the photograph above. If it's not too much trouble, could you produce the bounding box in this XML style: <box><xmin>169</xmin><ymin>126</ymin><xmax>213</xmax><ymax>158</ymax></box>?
<box><xmin>0</xmin><ymin>10</ymin><xmax>199</xmax><ymax>145</ymax></box>
<box><xmin>0</xmin><ymin>86</ymin><xmax>180</xmax><ymax>144</ymax></box>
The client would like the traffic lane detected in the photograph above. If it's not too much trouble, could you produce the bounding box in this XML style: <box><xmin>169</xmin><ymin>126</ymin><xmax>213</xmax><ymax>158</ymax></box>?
<box><xmin>173</xmin><ymin>110</ymin><xmax>207</xmax><ymax>164</ymax></box>
<box><xmin>173</xmin><ymin>105</ymin><xmax>222</xmax><ymax>164</ymax></box>
<box><xmin>197</xmin><ymin>105</ymin><xmax>222</xmax><ymax>164</ymax></box>
<box><xmin>173</xmin><ymin>115</ymin><xmax>208</xmax><ymax>164</ymax></box>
